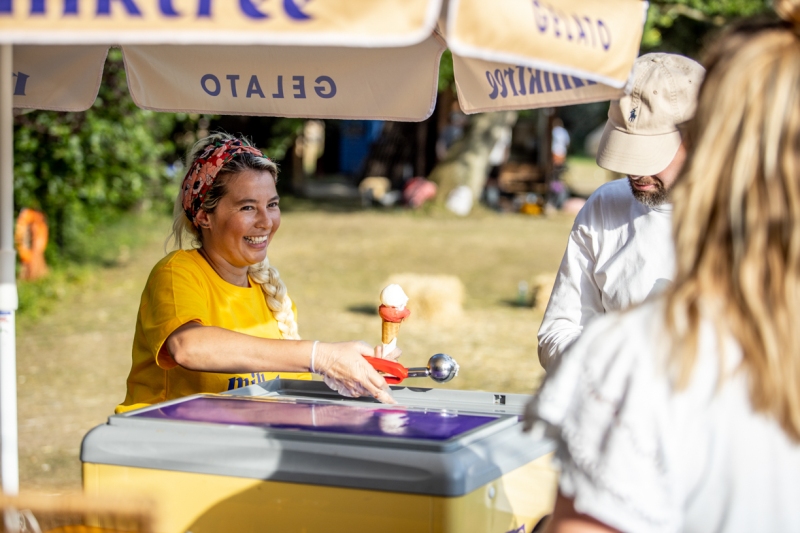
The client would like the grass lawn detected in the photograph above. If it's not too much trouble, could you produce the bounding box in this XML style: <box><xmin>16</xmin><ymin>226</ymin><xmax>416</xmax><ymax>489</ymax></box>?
<box><xmin>562</xmin><ymin>156</ymin><xmax>618</xmax><ymax>197</ymax></box>
<box><xmin>17</xmin><ymin>204</ymin><xmax>574</xmax><ymax>491</ymax></box>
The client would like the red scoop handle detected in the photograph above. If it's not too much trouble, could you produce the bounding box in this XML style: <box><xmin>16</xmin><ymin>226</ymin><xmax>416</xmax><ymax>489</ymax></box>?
<box><xmin>363</xmin><ymin>356</ymin><xmax>409</xmax><ymax>384</ymax></box>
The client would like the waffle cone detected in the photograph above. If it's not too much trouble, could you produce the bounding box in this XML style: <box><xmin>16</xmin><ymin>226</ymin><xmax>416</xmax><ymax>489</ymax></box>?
<box><xmin>382</xmin><ymin>320</ymin><xmax>401</xmax><ymax>344</ymax></box>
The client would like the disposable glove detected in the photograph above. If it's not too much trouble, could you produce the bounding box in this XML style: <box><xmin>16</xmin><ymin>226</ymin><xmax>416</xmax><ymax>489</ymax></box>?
<box><xmin>373</xmin><ymin>344</ymin><xmax>402</xmax><ymax>361</ymax></box>
<box><xmin>314</xmin><ymin>341</ymin><xmax>397</xmax><ymax>404</ymax></box>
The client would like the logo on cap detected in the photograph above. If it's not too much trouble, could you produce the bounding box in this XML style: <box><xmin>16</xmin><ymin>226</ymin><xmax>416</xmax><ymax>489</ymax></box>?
<box><xmin>629</xmin><ymin>108</ymin><xmax>637</xmax><ymax>123</ymax></box>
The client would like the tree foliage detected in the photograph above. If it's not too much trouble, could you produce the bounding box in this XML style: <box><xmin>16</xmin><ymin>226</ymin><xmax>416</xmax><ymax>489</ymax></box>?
<box><xmin>643</xmin><ymin>0</ymin><xmax>772</xmax><ymax>54</ymax></box>
<box><xmin>13</xmin><ymin>49</ymin><xmax>192</xmax><ymax>264</ymax></box>
<box><xmin>438</xmin><ymin>50</ymin><xmax>456</xmax><ymax>94</ymax></box>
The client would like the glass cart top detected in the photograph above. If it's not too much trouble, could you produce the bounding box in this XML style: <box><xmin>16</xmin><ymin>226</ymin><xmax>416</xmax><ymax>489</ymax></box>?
<box><xmin>129</xmin><ymin>396</ymin><xmax>501</xmax><ymax>441</ymax></box>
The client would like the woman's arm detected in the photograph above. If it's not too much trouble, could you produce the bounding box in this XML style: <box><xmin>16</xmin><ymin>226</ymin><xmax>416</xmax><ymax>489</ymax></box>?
<box><xmin>165</xmin><ymin>322</ymin><xmax>396</xmax><ymax>404</ymax></box>
<box><xmin>544</xmin><ymin>494</ymin><xmax>619</xmax><ymax>533</ymax></box>
<box><xmin>167</xmin><ymin>322</ymin><xmax>312</xmax><ymax>373</ymax></box>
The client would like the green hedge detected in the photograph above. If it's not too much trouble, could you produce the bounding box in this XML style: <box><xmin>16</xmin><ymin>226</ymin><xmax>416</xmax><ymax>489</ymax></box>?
<box><xmin>13</xmin><ymin>48</ymin><xmax>182</xmax><ymax>266</ymax></box>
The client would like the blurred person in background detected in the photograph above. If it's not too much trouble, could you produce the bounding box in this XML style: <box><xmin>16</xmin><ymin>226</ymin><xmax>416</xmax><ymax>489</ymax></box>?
<box><xmin>548</xmin><ymin>118</ymin><xmax>571</xmax><ymax>209</ymax></box>
<box><xmin>117</xmin><ymin>133</ymin><xmax>397</xmax><ymax>413</ymax></box>
<box><xmin>527</xmin><ymin>4</ymin><xmax>800</xmax><ymax>531</ymax></box>
<box><xmin>537</xmin><ymin>53</ymin><xmax>705</xmax><ymax>370</ymax></box>
<box><xmin>551</xmin><ymin>118</ymin><xmax>570</xmax><ymax>168</ymax></box>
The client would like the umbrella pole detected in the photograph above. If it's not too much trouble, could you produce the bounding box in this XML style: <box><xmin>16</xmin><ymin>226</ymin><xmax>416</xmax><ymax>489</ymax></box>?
<box><xmin>0</xmin><ymin>44</ymin><xmax>19</xmax><ymax>496</ymax></box>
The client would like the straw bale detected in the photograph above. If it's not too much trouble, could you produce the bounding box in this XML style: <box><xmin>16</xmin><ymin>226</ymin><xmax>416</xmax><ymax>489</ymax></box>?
<box><xmin>384</xmin><ymin>273</ymin><xmax>465</xmax><ymax>323</ymax></box>
<box><xmin>0</xmin><ymin>491</ymin><xmax>155</xmax><ymax>532</ymax></box>
<box><xmin>530</xmin><ymin>272</ymin><xmax>557</xmax><ymax>313</ymax></box>
<box><xmin>358</xmin><ymin>176</ymin><xmax>391</xmax><ymax>201</ymax></box>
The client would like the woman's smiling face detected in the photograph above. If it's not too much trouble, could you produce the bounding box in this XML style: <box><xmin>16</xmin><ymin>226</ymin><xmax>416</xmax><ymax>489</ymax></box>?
<box><xmin>198</xmin><ymin>169</ymin><xmax>281</xmax><ymax>270</ymax></box>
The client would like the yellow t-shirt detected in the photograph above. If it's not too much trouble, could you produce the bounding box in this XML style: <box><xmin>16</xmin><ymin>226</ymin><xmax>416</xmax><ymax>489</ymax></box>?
<box><xmin>116</xmin><ymin>249</ymin><xmax>310</xmax><ymax>413</ymax></box>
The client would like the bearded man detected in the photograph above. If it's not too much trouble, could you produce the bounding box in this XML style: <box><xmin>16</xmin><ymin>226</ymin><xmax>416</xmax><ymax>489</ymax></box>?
<box><xmin>537</xmin><ymin>53</ymin><xmax>705</xmax><ymax>370</ymax></box>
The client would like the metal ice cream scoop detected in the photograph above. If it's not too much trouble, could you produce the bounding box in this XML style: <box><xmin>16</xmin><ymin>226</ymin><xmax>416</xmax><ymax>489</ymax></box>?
<box><xmin>363</xmin><ymin>353</ymin><xmax>460</xmax><ymax>384</ymax></box>
<box><xmin>405</xmin><ymin>353</ymin><xmax>460</xmax><ymax>383</ymax></box>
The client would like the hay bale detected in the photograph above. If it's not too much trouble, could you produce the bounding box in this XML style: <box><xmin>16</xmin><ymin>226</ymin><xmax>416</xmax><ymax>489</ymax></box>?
<box><xmin>384</xmin><ymin>273</ymin><xmax>465</xmax><ymax>322</ymax></box>
<box><xmin>530</xmin><ymin>272</ymin><xmax>557</xmax><ymax>313</ymax></box>
<box><xmin>359</xmin><ymin>176</ymin><xmax>391</xmax><ymax>203</ymax></box>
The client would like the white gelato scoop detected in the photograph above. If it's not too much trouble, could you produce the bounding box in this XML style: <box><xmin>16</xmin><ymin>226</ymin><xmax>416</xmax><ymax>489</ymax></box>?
<box><xmin>380</xmin><ymin>284</ymin><xmax>409</xmax><ymax>309</ymax></box>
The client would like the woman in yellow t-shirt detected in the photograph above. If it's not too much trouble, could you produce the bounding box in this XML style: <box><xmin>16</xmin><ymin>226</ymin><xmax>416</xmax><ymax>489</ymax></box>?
<box><xmin>117</xmin><ymin>133</ymin><xmax>396</xmax><ymax>413</ymax></box>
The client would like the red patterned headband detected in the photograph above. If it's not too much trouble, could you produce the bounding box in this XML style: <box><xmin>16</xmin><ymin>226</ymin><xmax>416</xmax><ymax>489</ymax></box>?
<box><xmin>180</xmin><ymin>139</ymin><xmax>267</xmax><ymax>227</ymax></box>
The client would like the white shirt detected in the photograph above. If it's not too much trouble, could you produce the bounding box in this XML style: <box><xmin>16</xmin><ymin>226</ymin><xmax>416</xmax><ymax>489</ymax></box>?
<box><xmin>528</xmin><ymin>299</ymin><xmax>800</xmax><ymax>533</ymax></box>
<box><xmin>538</xmin><ymin>178</ymin><xmax>674</xmax><ymax>370</ymax></box>
<box><xmin>552</xmin><ymin>125</ymin><xmax>570</xmax><ymax>158</ymax></box>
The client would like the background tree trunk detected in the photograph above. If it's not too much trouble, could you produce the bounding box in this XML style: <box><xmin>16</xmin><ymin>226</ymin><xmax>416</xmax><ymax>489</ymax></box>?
<box><xmin>428</xmin><ymin>111</ymin><xmax>518</xmax><ymax>206</ymax></box>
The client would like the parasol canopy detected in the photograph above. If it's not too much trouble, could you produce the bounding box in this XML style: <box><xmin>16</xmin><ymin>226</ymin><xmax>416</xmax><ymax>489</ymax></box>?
<box><xmin>4</xmin><ymin>0</ymin><xmax>647</xmax><ymax>117</ymax></box>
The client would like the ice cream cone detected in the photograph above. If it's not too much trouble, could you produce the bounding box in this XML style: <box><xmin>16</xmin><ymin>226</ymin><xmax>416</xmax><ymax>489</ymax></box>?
<box><xmin>382</xmin><ymin>320</ymin><xmax>401</xmax><ymax>344</ymax></box>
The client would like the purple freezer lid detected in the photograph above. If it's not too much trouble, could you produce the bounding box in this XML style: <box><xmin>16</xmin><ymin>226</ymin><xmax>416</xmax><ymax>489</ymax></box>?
<box><xmin>128</xmin><ymin>396</ymin><xmax>500</xmax><ymax>441</ymax></box>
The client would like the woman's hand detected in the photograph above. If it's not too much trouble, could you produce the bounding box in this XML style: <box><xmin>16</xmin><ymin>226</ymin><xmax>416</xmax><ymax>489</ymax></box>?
<box><xmin>314</xmin><ymin>341</ymin><xmax>397</xmax><ymax>404</ymax></box>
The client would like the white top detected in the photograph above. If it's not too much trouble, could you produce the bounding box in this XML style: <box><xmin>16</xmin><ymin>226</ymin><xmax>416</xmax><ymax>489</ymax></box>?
<box><xmin>552</xmin><ymin>125</ymin><xmax>571</xmax><ymax>158</ymax></box>
<box><xmin>538</xmin><ymin>179</ymin><xmax>674</xmax><ymax>370</ymax></box>
<box><xmin>528</xmin><ymin>298</ymin><xmax>800</xmax><ymax>533</ymax></box>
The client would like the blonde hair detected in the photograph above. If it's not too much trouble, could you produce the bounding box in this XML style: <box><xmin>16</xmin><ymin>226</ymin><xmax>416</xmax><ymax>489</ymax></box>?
<box><xmin>666</xmin><ymin>1</ymin><xmax>800</xmax><ymax>440</ymax></box>
<box><xmin>168</xmin><ymin>132</ymin><xmax>300</xmax><ymax>340</ymax></box>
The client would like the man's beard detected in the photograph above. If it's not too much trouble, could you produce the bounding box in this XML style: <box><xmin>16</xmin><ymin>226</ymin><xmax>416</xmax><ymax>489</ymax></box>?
<box><xmin>628</xmin><ymin>176</ymin><xmax>669</xmax><ymax>208</ymax></box>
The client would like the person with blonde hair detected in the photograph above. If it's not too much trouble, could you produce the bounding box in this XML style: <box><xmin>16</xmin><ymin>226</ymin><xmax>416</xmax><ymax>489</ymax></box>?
<box><xmin>117</xmin><ymin>133</ymin><xmax>397</xmax><ymax>412</ymax></box>
<box><xmin>525</xmin><ymin>2</ymin><xmax>800</xmax><ymax>531</ymax></box>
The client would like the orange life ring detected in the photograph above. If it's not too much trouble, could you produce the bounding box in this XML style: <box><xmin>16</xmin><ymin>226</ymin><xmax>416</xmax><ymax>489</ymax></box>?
<box><xmin>15</xmin><ymin>208</ymin><xmax>49</xmax><ymax>280</ymax></box>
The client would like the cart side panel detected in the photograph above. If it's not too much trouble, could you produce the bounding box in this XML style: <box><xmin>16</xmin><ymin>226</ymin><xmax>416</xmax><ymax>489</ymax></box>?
<box><xmin>83</xmin><ymin>462</ymin><xmax>435</xmax><ymax>533</ymax></box>
<box><xmin>432</xmin><ymin>454</ymin><xmax>558</xmax><ymax>533</ymax></box>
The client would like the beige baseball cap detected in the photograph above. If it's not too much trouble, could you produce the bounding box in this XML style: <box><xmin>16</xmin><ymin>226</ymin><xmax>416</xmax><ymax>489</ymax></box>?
<box><xmin>596</xmin><ymin>53</ymin><xmax>705</xmax><ymax>176</ymax></box>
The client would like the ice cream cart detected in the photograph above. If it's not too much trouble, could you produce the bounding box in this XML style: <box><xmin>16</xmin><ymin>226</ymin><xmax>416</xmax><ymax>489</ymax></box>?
<box><xmin>82</xmin><ymin>379</ymin><xmax>557</xmax><ymax>533</ymax></box>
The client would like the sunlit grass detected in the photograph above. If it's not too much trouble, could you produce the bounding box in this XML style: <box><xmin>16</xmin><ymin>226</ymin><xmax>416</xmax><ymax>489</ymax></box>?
<box><xmin>17</xmin><ymin>211</ymin><xmax>170</xmax><ymax>320</ymax></box>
